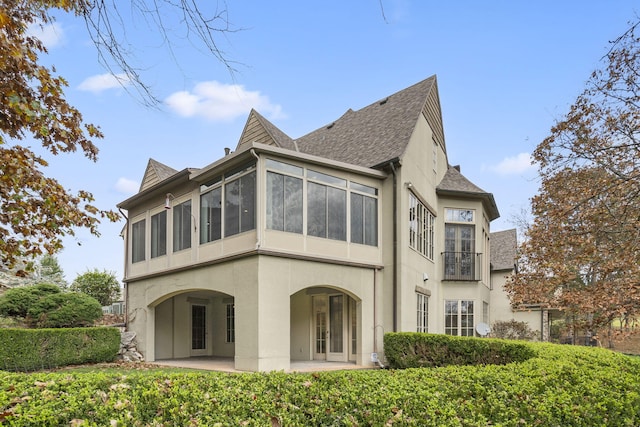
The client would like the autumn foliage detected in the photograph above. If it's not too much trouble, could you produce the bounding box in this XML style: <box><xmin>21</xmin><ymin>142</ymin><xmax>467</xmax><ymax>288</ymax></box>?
<box><xmin>0</xmin><ymin>1</ymin><xmax>119</xmax><ymax>272</ymax></box>
<box><xmin>507</xmin><ymin>21</ymin><xmax>640</xmax><ymax>332</ymax></box>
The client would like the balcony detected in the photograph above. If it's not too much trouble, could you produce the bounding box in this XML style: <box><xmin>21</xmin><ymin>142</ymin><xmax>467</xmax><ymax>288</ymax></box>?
<box><xmin>442</xmin><ymin>252</ymin><xmax>482</xmax><ymax>281</ymax></box>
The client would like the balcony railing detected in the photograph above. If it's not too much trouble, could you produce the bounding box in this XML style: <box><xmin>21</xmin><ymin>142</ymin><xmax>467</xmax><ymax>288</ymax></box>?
<box><xmin>442</xmin><ymin>252</ymin><xmax>482</xmax><ymax>281</ymax></box>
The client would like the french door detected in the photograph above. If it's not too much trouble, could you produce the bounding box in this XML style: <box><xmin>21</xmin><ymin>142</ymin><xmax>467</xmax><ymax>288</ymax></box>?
<box><xmin>313</xmin><ymin>294</ymin><xmax>354</xmax><ymax>362</ymax></box>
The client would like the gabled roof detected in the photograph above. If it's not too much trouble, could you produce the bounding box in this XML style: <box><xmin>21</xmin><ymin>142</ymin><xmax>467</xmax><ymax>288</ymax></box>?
<box><xmin>139</xmin><ymin>159</ymin><xmax>179</xmax><ymax>192</ymax></box>
<box><xmin>236</xmin><ymin>109</ymin><xmax>296</xmax><ymax>151</ymax></box>
<box><xmin>490</xmin><ymin>228</ymin><xmax>517</xmax><ymax>272</ymax></box>
<box><xmin>295</xmin><ymin>75</ymin><xmax>443</xmax><ymax>168</ymax></box>
<box><xmin>436</xmin><ymin>165</ymin><xmax>500</xmax><ymax>221</ymax></box>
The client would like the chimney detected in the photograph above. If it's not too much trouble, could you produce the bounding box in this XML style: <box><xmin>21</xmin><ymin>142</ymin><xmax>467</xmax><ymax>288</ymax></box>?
<box><xmin>453</xmin><ymin>165</ymin><xmax>461</xmax><ymax>172</ymax></box>
<box><xmin>224</xmin><ymin>147</ymin><xmax>231</xmax><ymax>156</ymax></box>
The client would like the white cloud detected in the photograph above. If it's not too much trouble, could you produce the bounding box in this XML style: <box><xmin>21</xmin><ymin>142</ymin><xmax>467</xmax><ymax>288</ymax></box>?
<box><xmin>78</xmin><ymin>73</ymin><xmax>131</xmax><ymax>93</ymax></box>
<box><xmin>165</xmin><ymin>81</ymin><xmax>286</xmax><ymax>122</ymax></box>
<box><xmin>115</xmin><ymin>178</ymin><xmax>139</xmax><ymax>195</ymax></box>
<box><xmin>490</xmin><ymin>153</ymin><xmax>535</xmax><ymax>175</ymax></box>
<box><xmin>26</xmin><ymin>21</ymin><xmax>64</xmax><ymax>48</ymax></box>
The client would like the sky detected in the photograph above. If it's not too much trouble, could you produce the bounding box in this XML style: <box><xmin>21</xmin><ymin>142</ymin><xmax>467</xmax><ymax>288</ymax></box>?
<box><xmin>19</xmin><ymin>1</ymin><xmax>639</xmax><ymax>284</ymax></box>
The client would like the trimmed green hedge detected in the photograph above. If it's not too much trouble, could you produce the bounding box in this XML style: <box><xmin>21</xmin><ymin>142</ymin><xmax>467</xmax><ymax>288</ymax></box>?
<box><xmin>0</xmin><ymin>343</ymin><xmax>639</xmax><ymax>426</ymax></box>
<box><xmin>0</xmin><ymin>327</ymin><xmax>120</xmax><ymax>372</ymax></box>
<box><xmin>384</xmin><ymin>332</ymin><xmax>537</xmax><ymax>368</ymax></box>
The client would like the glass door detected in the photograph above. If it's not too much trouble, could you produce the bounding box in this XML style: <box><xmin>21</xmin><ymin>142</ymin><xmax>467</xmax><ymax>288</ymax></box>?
<box><xmin>191</xmin><ymin>304</ymin><xmax>208</xmax><ymax>356</ymax></box>
<box><xmin>313</xmin><ymin>296</ymin><xmax>327</xmax><ymax>360</ymax></box>
<box><xmin>327</xmin><ymin>294</ymin><xmax>347</xmax><ymax>362</ymax></box>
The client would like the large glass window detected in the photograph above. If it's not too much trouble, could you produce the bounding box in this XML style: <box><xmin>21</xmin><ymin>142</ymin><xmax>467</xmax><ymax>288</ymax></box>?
<box><xmin>200</xmin><ymin>187</ymin><xmax>222</xmax><ymax>243</ymax></box>
<box><xmin>266</xmin><ymin>160</ymin><xmax>303</xmax><ymax>233</ymax></box>
<box><xmin>173</xmin><ymin>200</ymin><xmax>192</xmax><ymax>252</ymax></box>
<box><xmin>444</xmin><ymin>224</ymin><xmax>475</xmax><ymax>280</ymax></box>
<box><xmin>226</xmin><ymin>303</ymin><xmax>235</xmax><ymax>343</ymax></box>
<box><xmin>350</xmin><ymin>182</ymin><xmax>378</xmax><ymax>246</ymax></box>
<box><xmin>417</xmin><ymin>293</ymin><xmax>429</xmax><ymax>333</ymax></box>
<box><xmin>308</xmin><ymin>182</ymin><xmax>346</xmax><ymax>240</ymax></box>
<box><xmin>132</xmin><ymin>219</ymin><xmax>145</xmax><ymax>263</ymax></box>
<box><xmin>225</xmin><ymin>169</ymin><xmax>256</xmax><ymax>237</ymax></box>
<box><xmin>409</xmin><ymin>193</ymin><xmax>435</xmax><ymax>259</ymax></box>
<box><xmin>445</xmin><ymin>300</ymin><xmax>474</xmax><ymax>336</ymax></box>
<box><xmin>150</xmin><ymin>211</ymin><xmax>166</xmax><ymax>258</ymax></box>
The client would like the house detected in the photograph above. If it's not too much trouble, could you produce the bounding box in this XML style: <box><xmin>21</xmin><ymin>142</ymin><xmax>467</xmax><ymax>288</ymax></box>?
<box><xmin>118</xmin><ymin>75</ymin><xmax>525</xmax><ymax>372</ymax></box>
<box><xmin>489</xmin><ymin>228</ymin><xmax>549</xmax><ymax>340</ymax></box>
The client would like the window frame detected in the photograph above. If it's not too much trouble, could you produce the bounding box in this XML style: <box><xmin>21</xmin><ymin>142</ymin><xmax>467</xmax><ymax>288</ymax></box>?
<box><xmin>226</xmin><ymin>303</ymin><xmax>235</xmax><ymax>343</ymax></box>
<box><xmin>131</xmin><ymin>219</ymin><xmax>146</xmax><ymax>263</ymax></box>
<box><xmin>173</xmin><ymin>200</ymin><xmax>192</xmax><ymax>252</ymax></box>
<box><xmin>417</xmin><ymin>293</ymin><xmax>429</xmax><ymax>333</ymax></box>
<box><xmin>150</xmin><ymin>211</ymin><xmax>167</xmax><ymax>258</ymax></box>
<box><xmin>445</xmin><ymin>300</ymin><xmax>475</xmax><ymax>336</ymax></box>
<box><xmin>409</xmin><ymin>193</ymin><xmax>435</xmax><ymax>260</ymax></box>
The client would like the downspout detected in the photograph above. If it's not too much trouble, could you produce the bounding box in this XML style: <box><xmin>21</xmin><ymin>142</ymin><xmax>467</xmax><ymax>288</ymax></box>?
<box><xmin>250</xmin><ymin>149</ymin><xmax>261</xmax><ymax>250</ymax></box>
<box><xmin>389</xmin><ymin>161</ymin><xmax>398</xmax><ymax>332</ymax></box>
<box><xmin>118</xmin><ymin>207</ymin><xmax>129</xmax><ymax>328</ymax></box>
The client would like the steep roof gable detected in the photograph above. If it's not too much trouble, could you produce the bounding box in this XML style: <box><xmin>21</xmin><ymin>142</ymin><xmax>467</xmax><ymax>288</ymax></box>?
<box><xmin>139</xmin><ymin>158</ymin><xmax>179</xmax><ymax>193</ymax></box>
<box><xmin>295</xmin><ymin>75</ymin><xmax>441</xmax><ymax>168</ymax></box>
<box><xmin>490</xmin><ymin>228</ymin><xmax>517</xmax><ymax>271</ymax></box>
<box><xmin>236</xmin><ymin>109</ymin><xmax>296</xmax><ymax>151</ymax></box>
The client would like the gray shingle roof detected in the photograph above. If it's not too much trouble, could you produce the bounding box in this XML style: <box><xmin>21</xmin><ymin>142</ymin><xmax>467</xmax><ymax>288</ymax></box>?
<box><xmin>295</xmin><ymin>76</ymin><xmax>437</xmax><ymax>168</ymax></box>
<box><xmin>437</xmin><ymin>165</ymin><xmax>500</xmax><ymax>220</ymax></box>
<box><xmin>490</xmin><ymin>228</ymin><xmax>517</xmax><ymax>271</ymax></box>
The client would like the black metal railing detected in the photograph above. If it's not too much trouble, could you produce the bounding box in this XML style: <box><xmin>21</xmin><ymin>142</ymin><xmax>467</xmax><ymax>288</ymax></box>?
<box><xmin>442</xmin><ymin>252</ymin><xmax>482</xmax><ymax>281</ymax></box>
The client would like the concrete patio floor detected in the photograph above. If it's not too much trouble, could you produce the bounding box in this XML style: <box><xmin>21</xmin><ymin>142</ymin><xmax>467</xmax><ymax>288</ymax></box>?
<box><xmin>148</xmin><ymin>356</ymin><xmax>372</xmax><ymax>373</ymax></box>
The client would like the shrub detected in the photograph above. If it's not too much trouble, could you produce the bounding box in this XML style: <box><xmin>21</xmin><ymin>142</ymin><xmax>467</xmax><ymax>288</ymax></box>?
<box><xmin>27</xmin><ymin>292</ymin><xmax>103</xmax><ymax>328</ymax></box>
<box><xmin>0</xmin><ymin>283</ymin><xmax>61</xmax><ymax>318</ymax></box>
<box><xmin>491</xmin><ymin>319</ymin><xmax>537</xmax><ymax>340</ymax></box>
<box><xmin>0</xmin><ymin>343</ymin><xmax>638</xmax><ymax>426</ymax></box>
<box><xmin>383</xmin><ymin>332</ymin><xmax>537</xmax><ymax>369</ymax></box>
<box><xmin>0</xmin><ymin>327</ymin><xmax>120</xmax><ymax>372</ymax></box>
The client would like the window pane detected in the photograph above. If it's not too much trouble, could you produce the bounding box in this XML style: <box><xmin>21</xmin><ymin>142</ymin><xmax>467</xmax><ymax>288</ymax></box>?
<box><xmin>266</xmin><ymin>172</ymin><xmax>284</xmax><ymax>231</ymax></box>
<box><xmin>225</xmin><ymin>179</ymin><xmax>240</xmax><ymax>236</ymax></box>
<box><xmin>327</xmin><ymin>187</ymin><xmax>346</xmax><ymax>241</ymax></box>
<box><xmin>350</xmin><ymin>193</ymin><xmax>364</xmax><ymax>244</ymax></box>
<box><xmin>266</xmin><ymin>159</ymin><xmax>303</xmax><ymax>176</ymax></box>
<box><xmin>200</xmin><ymin>187</ymin><xmax>221</xmax><ymax>243</ymax></box>
<box><xmin>284</xmin><ymin>175</ymin><xmax>303</xmax><ymax>233</ymax></box>
<box><xmin>151</xmin><ymin>211</ymin><xmax>166</xmax><ymax>258</ymax></box>
<box><xmin>132</xmin><ymin>220</ymin><xmax>145</xmax><ymax>263</ymax></box>
<box><xmin>351</xmin><ymin>181</ymin><xmax>377</xmax><ymax>195</ymax></box>
<box><xmin>364</xmin><ymin>196</ymin><xmax>377</xmax><ymax>246</ymax></box>
<box><xmin>173</xmin><ymin>200</ymin><xmax>192</xmax><ymax>251</ymax></box>
<box><xmin>308</xmin><ymin>169</ymin><xmax>347</xmax><ymax>187</ymax></box>
<box><xmin>307</xmin><ymin>182</ymin><xmax>327</xmax><ymax>238</ymax></box>
<box><xmin>240</xmin><ymin>172</ymin><xmax>256</xmax><ymax>233</ymax></box>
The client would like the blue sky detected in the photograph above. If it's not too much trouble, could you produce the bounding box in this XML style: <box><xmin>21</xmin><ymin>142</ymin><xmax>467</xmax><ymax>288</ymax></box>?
<box><xmin>23</xmin><ymin>1</ymin><xmax>638</xmax><ymax>283</ymax></box>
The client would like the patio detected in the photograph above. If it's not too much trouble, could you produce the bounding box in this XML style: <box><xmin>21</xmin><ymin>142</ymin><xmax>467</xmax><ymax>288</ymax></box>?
<box><xmin>148</xmin><ymin>357</ymin><xmax>372</xmax><ymax>373</ymax></box>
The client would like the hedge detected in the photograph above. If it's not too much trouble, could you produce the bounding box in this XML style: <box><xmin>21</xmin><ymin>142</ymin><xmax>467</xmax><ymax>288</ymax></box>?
<box><xmin>384</xmin><ymin>332</ymin><xmax>537</xmax><ymax>368</ymax></box>
<box><xmin>0</xmin><ymin>343</ymin><xmax>639</xmax><ymax>426</ymax></box>
<box><xmin>0</xmin><ymin>327</ymin><xmax>120</xmax><ymax>372</ymax></box>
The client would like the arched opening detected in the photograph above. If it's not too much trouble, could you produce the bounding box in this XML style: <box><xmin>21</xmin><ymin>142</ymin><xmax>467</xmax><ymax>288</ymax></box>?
<box><xmin>152</xmin><ymin>289</ymin><xmax>235</xmax><ymax>360</ymax></box>
<box><xmin>290</xmin><ymin>286</ymin><xmax>360</xmax><ymax>364</ymax></box>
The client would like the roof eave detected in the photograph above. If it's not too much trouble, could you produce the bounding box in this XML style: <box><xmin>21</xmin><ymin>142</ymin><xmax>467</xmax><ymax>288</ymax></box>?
<box><xmin>436</xmin><ymin>188</ymin><xmax>500</xmax><ymax>221</ymax></box>
<box><xmin>117</xmin><ymin>169</ymin><xmax>192</xmax><ymax>210</ymax></box>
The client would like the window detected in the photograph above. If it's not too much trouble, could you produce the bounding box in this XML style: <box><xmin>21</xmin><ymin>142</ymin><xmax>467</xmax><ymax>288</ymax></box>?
<box><xmin>224</xmin><ymin>165</ymin><xmax>256</xmax><ymax>237</ymax></box>
<box><xmin>444</xmin><ymin>224</ymin><xmax>476</xmax><ymax>280</ymax></box>
<box><xmin>445</xmin><ymin>300</ymin><xmax>474</xmax><ymax>336</ymax></box>
<box><xmin>132</xmin><ymin>219</ymin><xmax>145</xmax><ymax>263</ymax></box>
<box><xmin>350</xmin><ymin>182</ymin><xmax>378</xmax><ymax>246</ymax></box>
<box><xmin>150</xmin><ymin>211</ymin><xmax>167</xmax><ymax>258</ymax></box>
<box><xmin>173</xmin><ymin>200</ymin><xmax>192</xmax><ymax>252</ymax></box>
<box><xmin>444</xmin><ymin>208</ymin><xmax>476</xmax><ymax>280</ymax></box>
<box><xmin>200</xmin><ymin>187</ymin><xmax>222</xmax><ymax>243</ymax></box>
<box><xmin>417</xmin><ymin>293</ymin><xmax>429</xmax><ymax>332</ymax></box>
<box><xmin>409</xmin><ymin>193</ymin><xmax>435</xmax><ymax>259</ymax></box>
<box><xmin>266</xmin><ymin>160</ymin><xmax>303</xmax><ymax>233</ymax></box>
<box><xmin>226</xmin><ymin>303</ymin><xmax>235</xmax><ymax>343</ymax></box>
<box><xmin>307</xmin><ymin>170</ymin><xmax>347</xmax><ymax>241</ymax></box>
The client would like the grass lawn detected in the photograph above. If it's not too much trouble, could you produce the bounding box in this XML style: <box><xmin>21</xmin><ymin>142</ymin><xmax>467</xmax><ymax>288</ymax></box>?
<box><xmin>1</xmin><ymin>342</ymin><xmax>639</xmax><ymax>426</ymax></box>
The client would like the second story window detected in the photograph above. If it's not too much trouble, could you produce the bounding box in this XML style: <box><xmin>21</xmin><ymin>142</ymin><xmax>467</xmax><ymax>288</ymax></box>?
<box><xmin>266</xmin><ymin>160</ymin><xmax>303</xmax><ymax>233</ymax></box>
<box><xmin>132</xmin><ymin>219</ymin><xmax>145</xmax><ymax>263</ymax></box>
<box><xmin>173</xmin><ymin>200</ymin><xmax>192</xmax><ymax>252</ymax></box>
<box><xmin>444</xmin><ymin>208</ymin><xmax>476</xmax><ymax>280</ymax></box>
<box><xmin>307</xmin><ymin>170</ymin><xmax>347</xmax><ymax>241</ymax></box>
<box><xmin>350</xmin><ymin>182</ymin><xmax>378</xmax><ymax>246</ymax></box>
<box><xmin>409</xmin><ymin>193</ymin><xmax>435</xmax><ymax>259</ymax></box>
<box><xmin>224</xmin><ymin>163</ymin><xmax>256</xmax><ymax>237</ymax></box>
<box><xmin>200</xmin><ymin>185</ymin><xmax>222</xmax><ymax>244</ymax></box>
<box><xmin>150</xmin><ymin>211</ymin><xmax>167</xmax><ymax>258</ymax></box>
